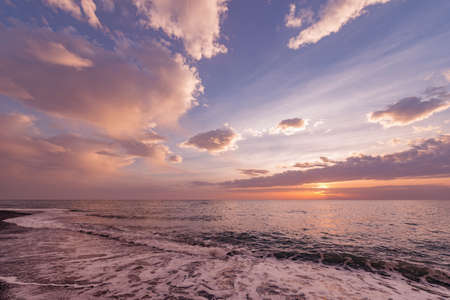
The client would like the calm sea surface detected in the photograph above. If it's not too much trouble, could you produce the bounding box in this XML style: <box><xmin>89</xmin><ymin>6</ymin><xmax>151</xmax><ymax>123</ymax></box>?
<box><xmin>0</xmin><ymin>199</ymin><xmax>449</xmax><ymax>299</ymax></box>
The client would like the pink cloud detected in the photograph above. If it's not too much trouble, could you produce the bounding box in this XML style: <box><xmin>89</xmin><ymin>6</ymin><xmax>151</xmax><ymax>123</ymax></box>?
<box><xmin>0</xmin><ymin>25</ymin><xmax>202</xmax><ymax>137</ymax></box>
<box><xmin>287</xmin><ymin>0</ymin><xmax>392</xmax><ymax>49</ymax></box>
<box><xmin>43</xmin><ymin>0</ymin><xmax>82</xmax><ymax>18</ymax></box>
<box><xmin>80</xmin><ymin>0</ymin><xmax>101</xmax><ymax>28</ymax></box>
<box><xmin>180</xmin><ymin>127</ymin><xmax>240</xmax><ymax>153</ymax></box>
<box><xmin>0</xmin><ymin>114</ymin><xmax>130</xmax><ymax>178</ymax></box>
<box><xmin>133</xmin><ymin>0</ymin><xmax>229</xmax><ymax>60</ymax></box>
<box><xmin>26</xmin><ymin>40</ymin><xmax>93</xmax><ymax>69</ymax></box>
<box><xmin>0</xmin><ymin>113</ymin><xmax>182</xmax><ymax>183</ymax></box>
<box><xmin>285</xmin><ymin>4</ymin><xmax>313</xmax><ymax>28</ymax></box>
<box><xmin>43</xmin><ymin>0</ymin><xmax>101</xmax><ymax>28</ymax></box>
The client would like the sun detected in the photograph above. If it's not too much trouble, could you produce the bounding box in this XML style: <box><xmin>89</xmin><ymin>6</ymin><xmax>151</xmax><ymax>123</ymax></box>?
<box><xmin>316</xmin><ymin>183</ymin><xmax>329</xmax><ymax>189</ymax></box>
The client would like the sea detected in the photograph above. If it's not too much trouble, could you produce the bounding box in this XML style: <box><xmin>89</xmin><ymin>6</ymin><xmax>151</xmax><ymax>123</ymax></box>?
<box><xmin>0</xmin><ymin>199</ymin><xmax>449</xmax><ymax>299</ymax></box>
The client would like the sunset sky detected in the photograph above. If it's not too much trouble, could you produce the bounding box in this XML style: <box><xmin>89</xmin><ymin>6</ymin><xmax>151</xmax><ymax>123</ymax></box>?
<box><xmin>1</xmin><ymin>0</ymin><xmax>449</xmax><ymax>200</ymax></box>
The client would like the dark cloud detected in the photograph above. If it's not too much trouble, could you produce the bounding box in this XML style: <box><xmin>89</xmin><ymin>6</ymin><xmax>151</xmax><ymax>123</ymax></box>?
<box><xmin>278</xmin><ymin>118</ymin><xmax>306</xmax><ymax>129</ymax></box>
<box><xmin>180</xmin><ymin>127</ymin><xmax>240</xmax><ymax>153</ymax></box>
<box><xmin>424</xmin><ymin>86</ymin><xmax>448</xmax><ymax>97</ymax></box>
<box><xmin>238</xmin><ymin>169</ymin><xmax>270</xmax><ymax>177</ymax></box>
<box><xmin>273</xmin><ymin>117</ymin><xmax>308</xmax><ymax>135</ymax></box>
<box><xmin>269</xmin><ymin>118</ymin><xmax>308</xmax><ymax>135</ymax></box>
<box><xmin>368</xmin><ymin>94</ymin><xmax>450</xmax><ymax>127</ymax></box>
<box><xmin>293</xmin><ymin>156</ymin><xmax>336</xmax><ymax>169</ymax></box>
<box><xmin>320</xmin><ymin>156</ymin><xmax>335</xmax><ymax>163</ymax></box>
<box><xmin>168</xmin><ymin>154</ymin><xmax>183</xmax><ymax>163</ymax></box>
<box><xmin>218</xmin><ymin>135</ymin><xmax>450</xmax><ymax>188</ymax></box>
<box><xmin>293</xmin><ymin>162</ymin><xmax>328</xmax><ymax>169</ymax></box>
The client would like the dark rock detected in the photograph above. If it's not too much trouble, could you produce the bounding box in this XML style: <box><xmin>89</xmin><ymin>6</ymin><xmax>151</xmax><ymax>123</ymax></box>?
<box><xmin>273</xmin><ymin>251</ymin><xmax>297</xmax><ymax>259</ymax></box>
<box><xmin>344</xmin><ymin>254</ymin><xmax>372</xmax><ymax>272</ymax></box>
<box><xmin>292</xmin><ymin>252</ymin><xmax>321</xmax><ymax>263</ymax></box>
<box><xmin>198</xmin><ymin>290</ymin><xmax>216</xmax><ymax>299</ymax></box>
<box><xmin>425</xmin><ymin>275</ymin><xmax>450</xmax><ymax>288</ymax></box>
<box><xmin>322</xmin><ymin>253</ymin><xmax>345</xmax><ymax>266</ymax></box>
<box><xmin>0</xmin><ymin>281</ymin><xmax>11</xmax><ymax>300</ymax></box>
<box><xmin>394</xmin><ymin>262</ymin><xmax>429</xmax><ymax>282</ymax></box>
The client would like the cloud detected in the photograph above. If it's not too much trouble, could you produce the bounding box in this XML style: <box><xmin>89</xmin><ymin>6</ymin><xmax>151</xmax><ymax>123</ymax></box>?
<box><xmin>444</xmin><ymin>70</ymin><xmax>450</xmax><ymax>82</ymax></box>
<box><xmin>413</xmin><ymin>125</ymin><xmax>441</xmax><ymax>133</ymax></box>
<box><xmin>319</xmin><ymin>156</ymin><xmax>335</xmax><ymax>163</ymax></box>
<box><xmin>27</xmin><ymin>40</ymin><xmax>93</xmax><ymax>69</ymax></box>
<box><xmin>218</xmin><ymin>135</ymin><xmax>450</xmax><ymax>188</ymax></box>
<box><xmin>293</xmin><ymin>162</ymin><xmax>327</xmax><ymax>168</ymax></box>
<box><xmin>424</xmin><ymin>86</ymin><xmax>448</xmax><ymax>98</ymax></box>
<box><xmin>43</xmin><ymin>0</ymin><xmax>82</xmax><ymax>18</ymax></box>
<box><xmin>285</xmin><ymin>4</ymin><xmax>313</xmax><ymax>28</ymax></box>
<box><xmin>80</xmin><ymin>0</ymin><xmax>101</xmax><ymax>28</ymax></box>
<box><xmin>244</xmin><ymin>118</ymin><xmax>310</xmax><ymax>138</ymax></box>
<box><xmin>278</xmin><ymin>117</ymin><xmax>306</xmax><ymax>129</ymax></box>
<box><xmin>368</xmin><ymin>96</ymin><xmax>450</xmax><ymax>128</ymax></box>
<box><xmin>0</xmin><ymin>114</ymin><xmax>131</xmax><ymax>178</ymax></box>
<box><xmin>43</xmin><ymin>0</ymin><xmax>101</xmax><ymax>28</ymax></box>
<box><xmin>180</xmin><ymin>127</ymin><xmax>240</xmax><ymax>153</ymax></box>
<box><xmin>313</xmin><ymin>120</ymin><xmax>324</xmax><ymax>127</ymax></box>
<box><xmin>0</xmin><ymin>78</ymin><xmax>33</xmax><ymax>100</ymax></box>
<box><xmin>168</xmin><ymin>154</ymin><xmax>183</xmax><ymax>163</ymax></box>
<box><xmin>273</xmin><ymin>117</ymin><xmax>307</xmax><ymax>135</ymax></box>
<box><xmin>97</xmin><ymin>0</ymin><xmax>115</xmax><ymax>12</ymax></box>
<box><xmin>293</xmin><ymin>156</ymin><xmax>335</xmax><ymax>169</ymax></box>
<box><xmin>132</xmin><ymin>0</ymin><xmax>228</xmax><ymax>60</ymax></box>
<box><xmin>287</xmin><ymin>0</ymin><xmax>391</xmax><ymax>49</ymax></box>
<box><xmin>0</xmin><ymin>113</ymin><xmax>181</xmax><ymax>183</ymax></box>
<box><xmin>0</xmin><ymin>25</ymin><xmax>202</xmax><ymax>137</ymax></box>
<box><xmin>238</xmin><ymin>169</ymin><xmax>270</xmax><ymax>177</ymax></box>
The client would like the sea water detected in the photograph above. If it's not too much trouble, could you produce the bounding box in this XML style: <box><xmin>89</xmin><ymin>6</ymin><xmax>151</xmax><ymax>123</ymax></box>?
<box><xmin>0</xmin><ymin>199</ymin><xmax>449</xmax><ymax>299</ymax></box>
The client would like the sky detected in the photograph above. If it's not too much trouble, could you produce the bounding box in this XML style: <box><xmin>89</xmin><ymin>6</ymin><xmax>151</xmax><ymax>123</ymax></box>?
<box><xmin>0</xmin><ymin>0</ymin><xmax>449</xmax><ymax>200</ymax></box>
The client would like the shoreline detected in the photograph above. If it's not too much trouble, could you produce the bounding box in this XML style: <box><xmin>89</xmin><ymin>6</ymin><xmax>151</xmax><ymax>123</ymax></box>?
<box><xmin>0</xmin><ymin>210</ymin><xmax>32</xmax><ymax>299</ymax></box>
<box><xmin>0</xmin><ymin>210</ymin><xmax>32</xmax><ymax>234</ymax></box>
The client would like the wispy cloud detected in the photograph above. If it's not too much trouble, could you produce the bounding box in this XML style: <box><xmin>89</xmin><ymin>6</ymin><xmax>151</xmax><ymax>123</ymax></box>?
<box><xmin>444</xmin><ymin>69</ymin><xmax>450</xmax><ymax>82</ymax></box>
<box><xmin>244</xmin><ymin>117</ymin><xmax>309</xmax><ymax>137</ymax></box>
<box><xmin>285</xmin><ymin>3</ymin><xmax>313</xmax><ymax>28</ymax></box>
<box><xmin>238</xmin><ymin>169</ymin><xmax>270</xmax><ymax>177</ymax></box>
<box><xmin>26</xmin><ymin>40</ymin><xmax>93</xmax><ymax>69</ymax></box>
<box><xmin>287</xmin><ymin>0</ymin><xmax>392</xmax><ymax>49</ymax></box>
<box><xmin>413</xmin><ymin>125</ymin><xmax>441</xmax><ymax>133</ymax></box>
<box><xmin>293</xmin><ymin>156</ymin><xmax>335</xmax><ymax>169</ymax></box>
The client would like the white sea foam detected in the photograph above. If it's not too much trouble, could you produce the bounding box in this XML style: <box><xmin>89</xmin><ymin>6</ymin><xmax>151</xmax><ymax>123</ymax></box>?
<box><xmin>2</xmin><ymin>208</ymin><xmax>71</xmax><ymax>230</ymax></box>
